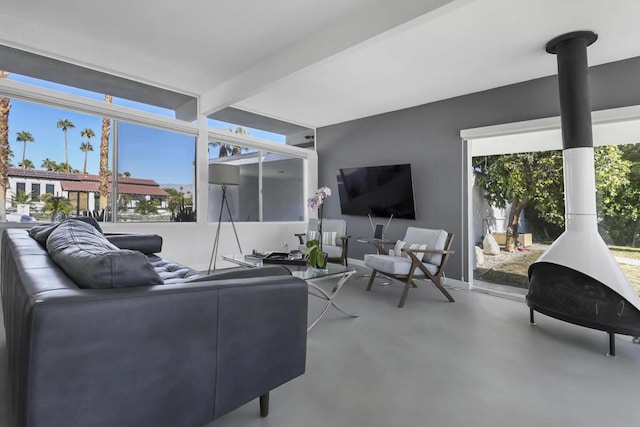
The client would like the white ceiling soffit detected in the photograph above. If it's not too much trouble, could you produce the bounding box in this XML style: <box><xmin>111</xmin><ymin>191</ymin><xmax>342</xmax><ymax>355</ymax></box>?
<box><xmin>235</xmin><ymin>0</ymin><xmax>640</xmax><ymax>128</ymax></box>
<box><xmin>1</xmin><ymin>0</ymin><xmax>640</xmax><ymax>129</ymax></box>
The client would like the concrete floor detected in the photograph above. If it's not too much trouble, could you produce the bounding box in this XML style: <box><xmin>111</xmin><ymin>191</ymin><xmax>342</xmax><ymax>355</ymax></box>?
<box><xmin>2</xmin><ymin>268</ymin><xmax>640</xmax><ymax>427</ymax></box>
<box><xmin>211</xmin><ymin>269</ymin><xmax>640</xmax><ymax>427</ymax></box>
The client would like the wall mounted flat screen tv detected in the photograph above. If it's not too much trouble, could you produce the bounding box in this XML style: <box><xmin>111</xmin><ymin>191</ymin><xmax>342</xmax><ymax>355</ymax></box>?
<box><xmin>336</xmin><ymin>163</ymin><xmax>416</xmax><ymax>219</ymax></box>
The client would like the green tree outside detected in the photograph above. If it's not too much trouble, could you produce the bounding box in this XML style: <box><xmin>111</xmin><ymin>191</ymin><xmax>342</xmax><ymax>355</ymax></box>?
<box><xmin>79</xmin><ymin>127</ymin><xmax>95</xmax><ymax>174</ymax></box>
<box><xmin>135</xmin><ymin>198</ymin><xmax>159</xmax><ymax>215</ymax></box>
<box><xmin>44</xmin><ymin>196</ymin><xmax>73</xmax><ymax>220</ymax></box>
<box><xmin>473</xmin><ymin>145</ymin><xmax>632</xmax><ymax>249</ymax></box>
<box><xmin>18</xmin><ymin>159</ymin><xmax>34</xmax><ymax>169</ymax></box>
<box><xmin>56</xmin><ymin>118</ymin><xmax>75</xmax><ymax>172</ymax></box>
<box><xmin>209</xmin><ymin>127</ymin><xmax>250</xmax><ymax>157</ymax></box>
<box><xmin>13</xmin><ymin>190</ymin><xmax>30</xmax><ymax>206</ymax></box>
<box><xmin>41</xmin><ymin>158</ymin><xmax>57</xmax><ymax>170</ymax></box>
<box><xmin>15</xmin><ymin>130</ymin><xmax>34</xmax><ymax>169</ymax></box>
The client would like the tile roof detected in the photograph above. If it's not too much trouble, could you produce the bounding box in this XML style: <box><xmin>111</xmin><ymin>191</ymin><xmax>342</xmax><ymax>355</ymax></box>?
<box><xmin>10</xmin><ymin>168</ymin><xmax>169</xmax><ymax>197</ymax></box>
<box><xmin>60</xmin><ymin>181</ymin><xmax>169</xmax><ymax>197</ymax></box>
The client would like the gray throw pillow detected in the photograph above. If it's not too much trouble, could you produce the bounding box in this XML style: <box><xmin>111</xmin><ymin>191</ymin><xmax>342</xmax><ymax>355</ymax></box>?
<box><xmin>46</xmin><ymin>219</ymin><xmax>163</xmax><ymax>289</ymax></box>
<box><xmin>29</xmin><ymin>217</ymin><xmax>103</xmax><ymax>246</ymax></box>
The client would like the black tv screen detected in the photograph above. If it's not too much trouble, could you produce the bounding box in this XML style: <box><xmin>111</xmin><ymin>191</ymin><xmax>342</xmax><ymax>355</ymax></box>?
<box><xmin>336</xmin><ymin>164</ymin><xmax>416</xmax><ymax>219</ymax></box>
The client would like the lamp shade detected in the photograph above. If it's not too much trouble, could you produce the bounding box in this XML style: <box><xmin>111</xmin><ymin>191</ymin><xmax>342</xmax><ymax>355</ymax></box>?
<box><xmin>208</xmin><ymin>164</ymin><xmax>240</xmax><ymax>185</ymax></box>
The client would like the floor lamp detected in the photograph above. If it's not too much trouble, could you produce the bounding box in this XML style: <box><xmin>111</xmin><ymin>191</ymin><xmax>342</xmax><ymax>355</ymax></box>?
<box><xmin>208</xmin><ymin>163</ymin><xmax>242</xmax><ymax>273</ymax></box>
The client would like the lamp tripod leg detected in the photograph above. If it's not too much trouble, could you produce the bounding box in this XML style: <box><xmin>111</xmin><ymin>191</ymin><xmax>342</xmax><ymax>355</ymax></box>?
<box><xmin>224</xmin><ymin>190</ymin><xmax>242</xmax><ymax>253</ymax></box>
<box><xmin>208</xmin><ymin>186</ymin><xmax>227</xmax><ymax>274</ymax></box>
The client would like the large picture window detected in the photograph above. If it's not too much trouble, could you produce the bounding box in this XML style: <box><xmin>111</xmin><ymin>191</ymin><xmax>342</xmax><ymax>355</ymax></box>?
<box><xmin>1</xmin><ymin>98</ymin><xmax>197</xmax><ymax>223</ymax></box>
<box><xmin>116</xmin><ymin>122</ymin><xmax>196</xmax><ymax>222</ymax></box>
<box><xmin>1</xmin><ymin>71</ymin><xmax>311</xmax><ymax>225</ymax></box>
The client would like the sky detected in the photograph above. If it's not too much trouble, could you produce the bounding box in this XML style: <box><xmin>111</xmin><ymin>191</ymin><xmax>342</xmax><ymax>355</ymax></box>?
<box><xmin>5</xmin><ymin>74</ymin><xmax>286</xmax><ymax>185</ymax></box>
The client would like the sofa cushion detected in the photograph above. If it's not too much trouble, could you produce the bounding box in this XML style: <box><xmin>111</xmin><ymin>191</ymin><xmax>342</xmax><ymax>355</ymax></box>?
<box><xmin>364</xmin><ymin>253</ymin><xmax>438</xmax><ymax>276</ymax></box>
<box><xmin>29</xmin><ymin>217</ymin><xmax>103</xmax><ymax>246</ymax></box>
<box><xmin>46</xmin><ymin>219</ymin><xmax>163</xmax><ymax>289</ymax></box>
<box><xmin>147</xmin><ymin>254</ymin><xmax>202</xmax><ymax>284</ymax></box>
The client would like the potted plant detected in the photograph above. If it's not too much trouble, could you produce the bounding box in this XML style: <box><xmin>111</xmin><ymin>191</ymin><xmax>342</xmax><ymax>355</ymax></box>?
<box><xmin>305</xmin><ymin>186</ymin><xmax>332</xmax><ymax>269</ymax></box>
<box><xmin>305</xmin><ymin>239</ymin><xmax>328</xmax><ymax>269</ymax></box>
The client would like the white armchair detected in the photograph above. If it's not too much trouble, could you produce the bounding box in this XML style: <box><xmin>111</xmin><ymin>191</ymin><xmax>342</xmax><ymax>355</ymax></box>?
<box><xmin>363</xmin><ymin>227</ymin><xmax>455</xmax><ymax>307</ymax></box>
<box><xmin>295</xmin><ymin>219</ymin><xmax>350</xmax><ymax>266</ymax></box>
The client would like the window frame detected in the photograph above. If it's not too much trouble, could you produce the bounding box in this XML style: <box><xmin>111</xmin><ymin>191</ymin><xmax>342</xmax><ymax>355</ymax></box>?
<box><xmin>0</xmin><ymin>77</ymin><xmax>314</xmax><ymax>224</ymax></box>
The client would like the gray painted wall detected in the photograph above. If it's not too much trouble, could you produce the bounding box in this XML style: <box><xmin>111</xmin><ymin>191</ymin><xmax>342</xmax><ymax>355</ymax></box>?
<box><xmin>317</xmin><ymin>56</ymin><xmax>640</xmax><ymax>282</ymax></box>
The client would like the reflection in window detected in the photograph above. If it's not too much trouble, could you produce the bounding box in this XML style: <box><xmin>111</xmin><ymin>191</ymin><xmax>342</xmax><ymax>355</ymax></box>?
<box><xmin>117</xmin><ymin>122</ymin><xmax>196</xmax><ymax>222</ymax></box>
<box><xmin>208</xmin><ymin>142</ymin><xmax>258</xmax><ymax>223</ymax></box>
<box><xmin>208</xmin><ymin>140</ymin><xmax>303</xmax><ymax>222</ymax></box>
<box><xmin>262</xmin><ymin>153</ymin><xmax>303</xmax><ymax>221</ymax></box>
<box><xmin>31</xmin><ymin>183</ymin><xmax>40</xmax><ymax>199</ymax></box>
<box><xmin>15</xmin><ymin>182</ymin><xmax>25</xmax><ymax>197</ymax></box>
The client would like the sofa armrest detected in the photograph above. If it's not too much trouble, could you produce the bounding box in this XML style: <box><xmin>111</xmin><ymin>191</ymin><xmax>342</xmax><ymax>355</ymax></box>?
<box><xmin>105</xmin><ymin>232</ymin><xmax>163</xmax><ymax>254</ymax></box>
<box><xmin>212</xmin><ymin>277</ymin><xmax>308</xmax><ymax>418</ymax></box>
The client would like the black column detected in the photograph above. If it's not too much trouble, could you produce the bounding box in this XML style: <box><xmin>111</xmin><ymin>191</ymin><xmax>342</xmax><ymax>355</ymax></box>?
<box><xmin>546</xmin><ymin>31</ymin><xmax>598</xmax><ymax>150</ymax></box>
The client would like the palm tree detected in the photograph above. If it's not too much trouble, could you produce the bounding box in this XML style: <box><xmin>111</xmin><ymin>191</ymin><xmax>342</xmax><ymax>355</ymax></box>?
<box><xmin>79</xmin><ymin>127</ymin><xmax>95</xmax><ymax>173</ymax></box>
<box><xmin>209</xmin><ymin>127</ymin><xmax>250</xmax><ymax>157</ymax></box>
<box><xmin>80</xmin><ymin>142</ymin><xmax>94</xmax><ymax>174</ymax></box>
<box><xmin>18</xmin><ymin>159</ymin><xmax>34</xmax><ymax>169</ymax></box>
<box><xmin>15</xmin><ymin>130</ymin><xmax>34</xmax><ymax>169</ymax></box>
<box><xmin>6</xmin><ymin>147</ymin><xmax>14</xmax><ymax>168</ymax></box>
<box><xmin>0</xmin><ymin>70</ymin><xmax>11</xmax><ymax>221</ymax></box>
<box><xmin>41</xmin><ymin>158</ymin><xmax>57</xmax><ymax>171</ymax></box>
<box><xmin>13</xmin><ymin>190</ymin><xmax>30</xmax><ymax>205</ymax></box>
<box><xmin>123</xmin><ymin>171</ymin><xmax>131</xmax><ymax>177</ymax></box>
<box><xmin>99</xmin><ymin>95</ymin><xmax>112</xmax><ymax>209</ymax></box>
<box><xmin>55</xmin><ymin>162</ymin><xmax>79</xmax><ymax>173</ymax></box>
<box><xmin>56</xmin><ymin>118</ymin><xmax>75</xmax><ymax>172</ymax></box>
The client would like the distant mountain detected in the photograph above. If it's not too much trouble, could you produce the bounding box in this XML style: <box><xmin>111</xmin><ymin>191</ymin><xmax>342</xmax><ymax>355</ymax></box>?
<box><xmin>160</xmin><ymin>183</ymin><xmax>194</xmax><ymax>194</ymax></box>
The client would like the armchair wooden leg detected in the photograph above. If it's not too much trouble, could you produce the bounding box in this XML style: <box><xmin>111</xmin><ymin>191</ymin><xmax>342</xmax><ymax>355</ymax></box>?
<box><xmin>399</xmin><ymin>279</ymin><xmax>412</xmax><ymax>308</ymax></box>
<box><xmin>432</xmin><ymin>278</ymin><xmax>455</xmax><ymax>302</ymax></box>
<box><xmin>366</xmin><ymin>270</ymin><xmax>378</xmax><ymax>291</ymax></box>
<box><xmin>260</xmin><ymin>392</ymin><xmax>269</xmax><ymax>417</ymax></box>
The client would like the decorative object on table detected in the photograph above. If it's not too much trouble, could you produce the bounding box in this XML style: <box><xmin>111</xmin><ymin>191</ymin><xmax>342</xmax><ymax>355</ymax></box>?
<box><xmin>305</xmin><ymin>186</ymin><xmax>332</xmax><ymax>269</ymax></box>
<box><xmin>295</xmin><ymin>218</ymin><xmax>351</xmax><ymax>266</ymax></box>
<box><xmin>263</xmin><ymin>252</ymin><xmax>307</xmax><ymax>266</ymax></box>
<box><xmin>307</xmin><ymin>186</ymin><xmax>332</xmax><ymax>248</ymax></box>
<box><xmin>208</xmin><ymin>163</ymin><xmax>242</xmax><ymax>273</ymax></box>
<box><xmin>305</xmin><ymin>239</ymin><xmax>328</xmax><ymax>270</ymax></box>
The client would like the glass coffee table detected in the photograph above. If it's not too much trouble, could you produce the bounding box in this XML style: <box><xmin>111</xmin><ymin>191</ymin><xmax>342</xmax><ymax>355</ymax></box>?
<box><xmin>222</xmin><ymin>254</ymin><xmax>359</xmax><ymax>331</ymax></box>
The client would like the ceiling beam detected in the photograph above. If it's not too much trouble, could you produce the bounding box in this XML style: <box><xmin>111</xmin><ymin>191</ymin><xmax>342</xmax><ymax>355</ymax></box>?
<box><xmin>200</xmin><ymin>0</ymin><xmax>464</xmax><ymax>117</ymax></box>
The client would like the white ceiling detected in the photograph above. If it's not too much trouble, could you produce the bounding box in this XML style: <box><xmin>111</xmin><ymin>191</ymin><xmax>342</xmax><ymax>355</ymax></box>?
<box><xmin>1</xmin><ymin>0</ymin><xmax>640</xmax><ymax>129</ymax></box>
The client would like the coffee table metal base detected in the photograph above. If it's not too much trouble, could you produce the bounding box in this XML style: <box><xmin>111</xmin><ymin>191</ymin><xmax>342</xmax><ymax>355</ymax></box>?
<box><xmin>306</xmin><ymin>270</ymin><xmax>359</xmax><ymax>331</ymax></box>
<box><xmin>221</xmin><ymin>254</ymin><xmax>359</xmax><ymax>330</ymax></box>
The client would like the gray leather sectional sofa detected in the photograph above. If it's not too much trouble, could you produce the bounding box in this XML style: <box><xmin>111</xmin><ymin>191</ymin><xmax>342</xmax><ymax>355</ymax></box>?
<box><xmin>0</xmin><ymin>219</ymin><xmax>308</xmax><ymax>427</ymax></box>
